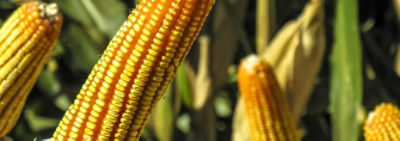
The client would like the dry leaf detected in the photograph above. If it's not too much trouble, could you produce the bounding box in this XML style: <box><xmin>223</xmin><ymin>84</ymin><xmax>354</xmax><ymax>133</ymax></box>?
<box><xmin>231</xmin><ymin>97</ymin><xmax>251</xmax><ymax>141</ymax></box>
<box><xmin>395</xmin><ymin>44</ymin><xmax>400</xmax><ymax>77</ymax></box>
<box><xmin>262</xmin><ymin>0</ymin><xmax>325</xmax><ymax>123</ymax></box>
<box><xmin>193</xmin><ymin>36</ymin><xmax>212</xmax><ymax>109</ymax></box>
<box><xmin>190</xmin><ymin>35</ymin><xmax>215</xmax><ymax>141</ymax></box>
<box><xmin>256</xmin><ymin>0</ymin><xmax>276</xmax><ymax>53</ymax></box>
<box><xmin>395</xmin><ymin>0</ymin><xmax>400</xmax><ymax>20</ymax></box>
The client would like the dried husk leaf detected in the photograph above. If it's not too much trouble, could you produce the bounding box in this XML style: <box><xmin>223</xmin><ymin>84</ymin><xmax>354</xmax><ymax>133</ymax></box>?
<box><xmin>395</xmin><ymin>44</ymin><xmax>400</xmax><ymax>77</ymax></box>
<box><xmin>395</xmin><ymin>0</ymin><xmax>400</xmax><ymax>21</ymax></box>
<box><xmin>231</xmin><ymin>97</ymin><xmax>251</xmax><ymax>141</ymax></box>
<box><xmin>256</xmin><ymin>0</ymin><xmax>275</xmax><ymax>53</ymax></box>
<box><xmin>193</xmin><ymin>36</ymin><xmax>212</xmax><ymax>110</ymax></box>
<box><xmin>261</xmin><ymin>0</ymin><xmax>325</xmax><ymax>123</ymax></box>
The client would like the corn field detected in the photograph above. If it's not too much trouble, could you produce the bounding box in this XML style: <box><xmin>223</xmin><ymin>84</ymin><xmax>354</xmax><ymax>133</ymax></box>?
<box><xmin>0</xmin><ymin>0</ymin><xmax>399</xmax><ymax>140</ymax></box>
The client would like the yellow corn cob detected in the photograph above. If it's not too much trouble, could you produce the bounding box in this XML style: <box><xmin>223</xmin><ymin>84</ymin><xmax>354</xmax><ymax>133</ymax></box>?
<box><xmin>52</xmin><ymin>0</ymin><xmax>215</xmax><ymax>140</ymax></box>
<box><xmin>0</xmin><ymin>2</ymin><xmax>62</xmax><ymax>137</ymax></box>
<box><xmin>237</xmin><ymin>55</ymin><xmax>299</xmax><ymax>141</ymax></box>
<box><xmin>364</xmin><ymin>103</ymin><xmax>400</xmax><ymax>140</ymax></box>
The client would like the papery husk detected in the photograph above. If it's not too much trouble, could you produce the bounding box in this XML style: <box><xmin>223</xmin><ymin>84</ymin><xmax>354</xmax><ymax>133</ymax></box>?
<box><xmin>395</xmin><ymin>44</ymin><xmax>400</xmax><ymax>77</ymax></box>
<box><xmin>394</xmin><ymin>0</ymin><xmax>400</xmax><ymax>21</ymax></box>
<box><xmin>261</xmin><ymin>0</ymin><xmax>325</xmax><ymax>123</ymax></box>
<box><xmin>231</xmin><ymin>97</ymin><xmax>251</xmax><ymax>141</ymax></box>
<box><xmin>256</xmin><ymin>0</ymin><xmax>275</xmax><ymax>53</ymax></box>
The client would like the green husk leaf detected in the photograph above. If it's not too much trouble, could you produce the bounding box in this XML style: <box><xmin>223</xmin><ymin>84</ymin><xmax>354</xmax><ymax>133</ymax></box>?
<box><xmin>24</xmin><ymin>108</ymin><xmax>59</xmax><ymax>132</ymax></box>
<box><xmin>0</xmin><ymin>0</ymin><xmax>14</xmax><ymax>9</ymax></box>
<box><xmin>64</xmin><ymin>24</ymin><xmax>100</xmax><ymax>72</ymax></box>
<box><xmin>153</xmin><ymin>85</ymin><xmax>173</xmax><ymax>141</ymax></box>
<box><xmin>176</xmin><ymin>113</ymin><xmax>191</xmax><ymax>134</ymax></box>
<box><xmin>52</xmin><ymin>0</ymin><xmax>93</xmax><ymax>26</ymax></box>
<box><xmin>80</xmin><ymin>0</ymin><xmax>127</xmax><ymax>38</ymax></box>
<box><xmin>54</xmin><ymin>94</ymin><xmax>72</xmax><ymax>111</ymax></box>
<box><xmin>330</xmin><ymin>0</ymin><xmax>363</xmax><ymax>140</ymax></box>
<box><xmin>214</xmin><ymin>91</ymin><xmax>232</xmax><ymax>118</ymax></box>
<box><xmin>176</xmin><ymin>63</ymin><xmax>193</xmax><ymax>108</ymax></box>
<box><xmin>51</xmin><ymin>41</ymin><xmax>65</xmax><ymax>57</ymax></box>
<box><xmin>37</xmin><ymin>68</ymin><xmax>60</xmax><ymax>95</ymax></box>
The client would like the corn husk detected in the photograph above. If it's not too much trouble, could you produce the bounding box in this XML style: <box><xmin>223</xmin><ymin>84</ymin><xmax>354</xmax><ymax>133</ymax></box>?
<box><xmin>395</xmin><ymin>44</ymin><xmax>400</xmax><ymax>77</ymax></box>
<box><xmin>395</xmin><ymin>0</ymin><xmax>400</xmax><ymax>20</ymax></box>
<box><xmin>231</xmin><ymin>97</ymin><xmax>250</xmax><ymax>141</ymax></box>
<box><xmin>261</xmin><ymin>0</ymin><xmax>325</xmax><ymax>123</ymax></box>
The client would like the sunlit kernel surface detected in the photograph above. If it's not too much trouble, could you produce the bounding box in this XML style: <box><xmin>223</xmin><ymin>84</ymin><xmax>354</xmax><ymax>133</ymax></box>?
<box><xmin>238</xmin><ymin>55</ymin><xmax>299</xmax><ymax>141</ymax></box>
<box><xmin>52</xmin><ymin>0</ymin><xmax>215</xmax><ymax>140</ymax></box>
<box><xmin>364</xmin><ymin>103</ymin><xmax>400</xmax><ymax>140</ymax></box>
<box><xmin>0</xmin><ymin>2</ymin><xmax>62</xmax><ymax>137</ymax></box>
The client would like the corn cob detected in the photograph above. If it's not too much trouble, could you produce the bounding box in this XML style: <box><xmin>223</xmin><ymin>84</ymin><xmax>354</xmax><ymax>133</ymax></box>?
<box><xmin>364</xmin><ymin>103</ymin><xmax>400</xmax><ymax>140</ymax></box>
<box><xmin>52</xmin><ymin>0</ymin><xmax>215</xmax><ymax>140</ymax></box>
<box><xmin>0</xmin><ymin>2</ymin><xmax>62</xmax><ymax>137</ymax></box>
<box><xmin>238</xmin><ymin>55</ymin><xmax>299</xmax><ymax>141</ymax></box>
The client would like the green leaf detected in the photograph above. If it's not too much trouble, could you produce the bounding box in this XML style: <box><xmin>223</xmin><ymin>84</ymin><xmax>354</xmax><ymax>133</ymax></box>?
<box><xmin>176</xmin><ymin>113</ymin><xmax>191</xmax><ymax>134</ymax></box>
<box><xmin>55</xmin><ymin>94</ymin><xmax>72</xmax><ymax>111</ymax></box>
<box><xmin>176</xmin><ymin>63</ymin><xmax>193</xmax><ymax>108</ymax></box>
<box><xmin>214</xmin><ymin>91</ymin><xmax>232</xmax><ymax>118</ymax></box>
<box><xmin>24</xmin><ymin>108</ymin><xmax>59</xmax><ymax>132</ymax></box>
<box><xmin>135</xmin><ymin>0</ymin><xmax>141</xmax><ymax>5</ymax></box>
<box><xmin>64</xmin><ymin>24</ymin><xmax>101</xmax><ymax>72</ymax></box>
<box><xmin>153</xmin><ymin>85</ymin><xmax>173</xmax><ymax>141</ymax></box>
<box><xmin>0</xmin><ymin>0</ymin><xmax>14</xmax><ymax>9</ymax></box>
<box><xmin>52</xmin><ymin>0</ymin><xmax>94</xmax><ymax>26</ymax></box>
<box><xmin>330</xmin><ymin>0</ymin><xmax>363</xmax><ymax>140</ymax></box>
<box><xmin>12</xmin><ymin>121</ymin><xmax>34</xmax><ymax>141</ymax></box>
<box><xmin>37</xmin><ymin>68</ymin><xmax>61</xmax><ymax>95</ymax></box>
<box><xmin>51</xmin><ymin>41</ymin><xmax>65</xmax><ymax>57</ymax></box>
<box><xmin>227</xmin><ymin>65</ymin><xmax>238</xmax><ymax>83</ymax></box>
<box><xmin>80</xmin><ymin>0</ymin><xmax>127</xmax><ymax>38</ymax></box>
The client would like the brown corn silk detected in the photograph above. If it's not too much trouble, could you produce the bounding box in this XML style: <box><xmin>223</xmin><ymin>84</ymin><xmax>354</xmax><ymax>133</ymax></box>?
<box><xmin>238</xmin><ymin>55</ymin><xmax>299</xmax><ymax>141</ymax></box>
<box><xmin>52</xmin><ymin>0</ymin><xmax>215</xmax><ymax>140</ymax></box>
<box><xmin>364</xmin><ymin>103</ymin><xmax>400</xmax><ymax>140</ymax></box>
<box><xmin>0</xmin><ymin>2</ymin><xmax>62</xmax><ymax>137</ymax></box>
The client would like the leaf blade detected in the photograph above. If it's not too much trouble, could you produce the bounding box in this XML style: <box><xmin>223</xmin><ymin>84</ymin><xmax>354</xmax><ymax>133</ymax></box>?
<box><xmin>330</xmin><ymin>0</ymin><xmax>363</xmax><ymax>140</ymax></box>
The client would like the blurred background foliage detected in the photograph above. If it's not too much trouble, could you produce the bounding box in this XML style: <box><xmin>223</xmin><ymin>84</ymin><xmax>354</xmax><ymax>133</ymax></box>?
<box><xmin>0</xmin><ymin>0</ymin><xmax>399</xmax><ymax>140</ymax></box>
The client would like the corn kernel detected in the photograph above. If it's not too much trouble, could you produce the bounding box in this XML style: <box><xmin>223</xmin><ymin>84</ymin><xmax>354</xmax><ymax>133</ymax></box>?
<box><xmin>0</xmin><ymin>2</ymin><xmax>62</xmax><ymax>137</ymax></box>
<box><xmin>238</xmin><ymin>55</ymin><xmax>299</xmax><ymax>141</ymax></box>
<box><xmin>52</xmin><ymin>0</ymin><xmax>215</xmax><ymax>140</ymax></box>
<box><xmin>364</xmin><ymin>103</ymin><xmax>400</xmax><ymax>140</ymax></box>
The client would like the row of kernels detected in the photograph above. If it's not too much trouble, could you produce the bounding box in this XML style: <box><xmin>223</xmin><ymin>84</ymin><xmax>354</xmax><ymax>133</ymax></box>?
<box><xmin>90</xmin><ymin>0</ymin><xmax>157</xmax><ymax>139</ymax></box>
<box><xmin>0</xmin><ymin>31</ymin><xmax>53</xmax><ymax>135</ymax></box>
<box><xmin>0</xmin><ymin>23</ymin><xmax>47</xmax><ymax>108</ymax></box>
<box><xmin>0</xmin><ymin>26</ymin><xmax>44</xmax><ymax>97</ymax></box>
<box><xmin>83</xmin><ymin>29</ymin><xmax>130</xmax><ymax>138</ymax></box>
<box><xmin>0</xmin><ymin>8</ymin><xmax>35</xmax><ymax>49</ymax></box>
<box><xmin>0</xmin><ymin>17</ymin><xmax>41</xmax><ymax>72</ymax></box>
<box><xmin>0</xmin><ymin>19</ymin><xmax>39</xmax><ymax>65</ymax></box>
